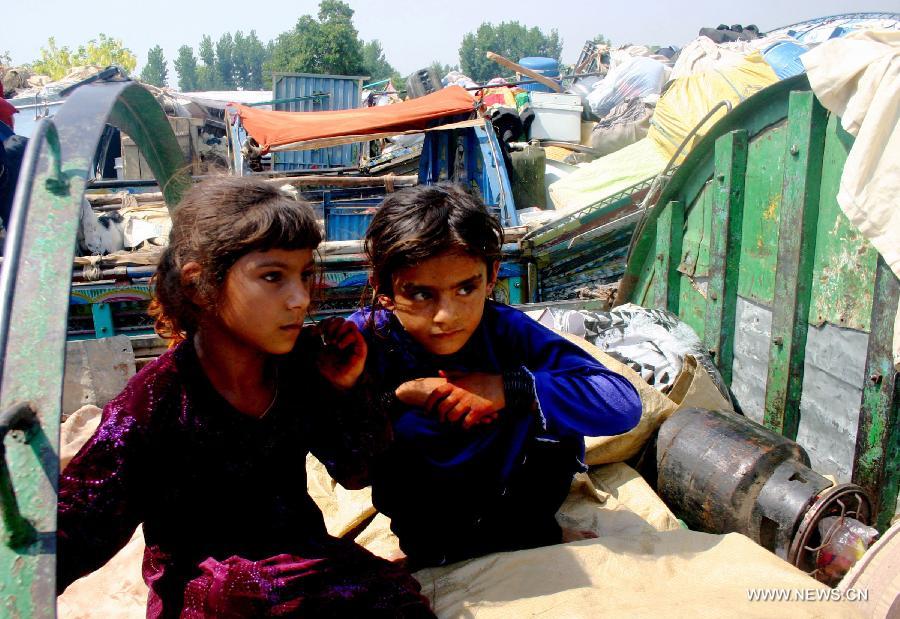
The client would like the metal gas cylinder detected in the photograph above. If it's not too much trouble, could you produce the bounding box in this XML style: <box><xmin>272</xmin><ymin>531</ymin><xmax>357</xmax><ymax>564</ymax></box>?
<box><xmin>657</xmin><ymin>408</ymin><xmax>872</xmax><ymax>570</ymax></box>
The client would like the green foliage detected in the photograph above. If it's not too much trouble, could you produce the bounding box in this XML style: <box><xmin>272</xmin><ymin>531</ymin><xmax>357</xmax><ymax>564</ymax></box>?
<box><xmin>174</xmin><ymin>46</ymin><xmax>199</xmax><ymax>91</ymax></box>
<box><xmin>140</xmin><ymin>45</ymin><xmax>168</xmax><ymax>87</ymax></box>
<box><xmin>459</xmin><ymin>22</ymin><xmax>562</xmax><ymax>83</ymax></box>
<box><xmin>592</xmin><ymin>34</ymin><xmax>611</xmax><ymax>46</ymax></box>
<box><xmin>267</xmin><ymin>0</ymin><xmax>368</xmax><ymax>77</ymax></box>
<box><xmin>197</xmin><ymin>35</ymin><xmax>217</xmax><ymax>90</ymax></box>
<box><xmin>241</xmin><ymin>31</ymin><xmax>271</xmax><ymax>89</ymax></box>
<box><xmin>33</xmin><ymin>34</ymin><xmax>137</xmax><ymax>80</ymax></box>
<box><xmin>215</xmin><ymin>33</ymin><xmax>236</xmax><ymax>90</ymax></box>
<box><xmin>176</xmin><ymin>29</ymin><xmax>271</xmax><ymax>91</ymax></box>
<box><xmin>362</xmin><ymin>40</ymin><xmax>400</xmax><ymax>84</ymax></box>
<box><xmin>429</xmin><ymin>61</ymin><xmax>459</xmax><ymax>80</ymax></box>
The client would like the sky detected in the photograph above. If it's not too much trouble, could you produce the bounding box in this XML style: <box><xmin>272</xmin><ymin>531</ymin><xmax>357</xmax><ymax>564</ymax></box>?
<box><xmin>4</xmin><ymin>0</ymin><xmax>898</xmax><ymax>81</ymax></box>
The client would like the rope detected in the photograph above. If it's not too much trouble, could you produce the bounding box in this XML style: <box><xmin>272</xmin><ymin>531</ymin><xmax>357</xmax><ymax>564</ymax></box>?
<box><xmin>81</xmin><ymin>256</ymin><xmax>103</xmax><ymax>281</ymax></box>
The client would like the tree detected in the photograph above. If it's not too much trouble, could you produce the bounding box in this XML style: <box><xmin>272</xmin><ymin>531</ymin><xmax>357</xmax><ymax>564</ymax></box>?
<box><xmin>429</xmin><ymin>61</ymin><xmax>459</xmax><ymax>80</ymax></box>
<box><xmin>215</xmin><ymin>33</ymin><xmax>236</xmax><ymax>90</ymax></box>
<box><xmin>174</xmin><ymin>45</ymin><xmax>199</xmax><ymax>91</ymax></box>
<box><xmin>197</xmin><ymin>35</ymin><xmax>218</xmax><ymax>90</ymax></box>
<box><xmin>140</xmin><ymin>45</ymin><xmax>168</xmax><ymax>87</ymax></box>
<box><xmin>267</xmin><ymin>0</ymin><xmax>368</xmax><ymax>78</ymax></box>
<box><xmin>176</xmin><ymin>29</ymin><xmax>271</xmax><ymax>91</ymax></box>
<box><xmin>459</xmin><ymin>22</ymin><xmax>562</xmax><ymax>83</ymax></box>
<box><xmin>362</xmin><ymin>40</ymin><xmax>399</xmax><ymax>83</ymax></box>
<box><xmin>233</xmin><ymin>30</ymin><xmax>268</xmax><ymax>90</ymax></box>
<box><xmin>33</xmin><ymin>34</ymin><xmax>137</xmax><ymax>80</ymax></box>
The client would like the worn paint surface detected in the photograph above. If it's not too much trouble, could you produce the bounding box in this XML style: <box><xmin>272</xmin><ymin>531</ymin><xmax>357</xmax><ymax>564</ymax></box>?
<box><xmin>703</xmin><ymin>130</ymin><xmax>748</xmax><ymax>386</ymax></box>
<box><xmin>736</xmin><ymin>121</ymin><xmax>786</xmax><ymax>305</ymax></box>
<box><xmin>795</xmin><ymin>320</ymin><xmax>869</xmax><ymax>482</ymax></box>
<box><xmin>731</xmin><ymin>296</ymin><xmax>774</xmax><ymax>425</ymax></box>
<box><xmin>763</xmin><ymin>91</ymin><xmax>827</xmax><ymax>439</ymax></box>
<box><xmin>652</xmin><ymin>201</ymin><xmax>684</xmax><ymax>312</ymax></box>
<box><xmin>851</xmin><ymin>257</ymin><xmax>900</xmax><ymax>531</ymax></box>
<box><xmin>808</xmin><ymin>114</ymin><xmax>878</xmax><ymax>332</ymax></box>
<box><xmin>675</xmin><ymin>186</ymin><xmax>713</xmax><ymax>340</ymax></box>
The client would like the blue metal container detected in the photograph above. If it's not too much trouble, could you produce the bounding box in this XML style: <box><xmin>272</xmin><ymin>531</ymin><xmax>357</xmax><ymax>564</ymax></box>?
<box><xmin>418</xmin><ymin>121</ymin><xmax>519</xmax><ymax>227</ymax></box>
<box><xmin>517</xmin><ymin>57</ymin><xmax>560</xmax><ymax>93</ymax></box>
<box><xmin>323</xmin><ymin>198</ymin><xmax>381</xmax><ymax>241</ymax></box>
<box><xmin>271</xmin><ymin>73</ymin><xmax>367</xmax><ymax>171</ymax></box>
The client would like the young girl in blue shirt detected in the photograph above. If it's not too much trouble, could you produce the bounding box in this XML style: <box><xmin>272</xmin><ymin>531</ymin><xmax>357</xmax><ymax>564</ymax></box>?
<box><xmin>349</xmin><ymin>183</ymin><xmax>642</xmax><ymax>569</ymax></box>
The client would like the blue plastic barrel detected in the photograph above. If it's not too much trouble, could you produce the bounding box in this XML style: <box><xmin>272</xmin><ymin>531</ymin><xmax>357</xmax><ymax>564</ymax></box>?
<box><xmin>517</xmin><ymin>57</ymin><xmax>560</xmax><ymax>93</ymax></box>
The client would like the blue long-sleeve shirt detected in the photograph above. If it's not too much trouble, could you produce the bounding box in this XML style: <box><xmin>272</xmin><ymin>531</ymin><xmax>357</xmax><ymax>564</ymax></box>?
<box><xmin>348</xmin><ymin>300</ymin><xmax>641</xmax><ymax>565</ymax></box>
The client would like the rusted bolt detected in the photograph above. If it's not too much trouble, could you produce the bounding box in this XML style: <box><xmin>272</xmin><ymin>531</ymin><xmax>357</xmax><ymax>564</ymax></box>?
<box><xmin>774</xmin><ymin>336</ymin><xmax>784</xmax><ymax>346</ymax></box>
<box><xmin>709</xmin><ymin>291</ymin><xmax>718</xmax><ymax>301</ymax></box>
<box><xmin>708</xmin><ymin>349</ymin><xmax>717</xmax><ymax>357</ymax></box>
<box><xmin>790</xmin><ymin>144</ymin><xmax>799</xmax><ymax>156</ymax></box>
<box><xmin>870</xmin><ymin>373</ymin><xmax>883</xmax><ymax>385</ymax></box>
<box><xmin>717</xmin><ymin>174</ymin><xmax>725</xmax><ymax>182</ymax></box>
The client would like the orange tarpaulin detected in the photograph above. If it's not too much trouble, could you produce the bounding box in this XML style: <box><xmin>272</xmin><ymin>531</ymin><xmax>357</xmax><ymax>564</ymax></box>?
<box><xmin>231</xmin><ymin>86</ymin><xmax>477</xmax><ymax>153</ymax></box>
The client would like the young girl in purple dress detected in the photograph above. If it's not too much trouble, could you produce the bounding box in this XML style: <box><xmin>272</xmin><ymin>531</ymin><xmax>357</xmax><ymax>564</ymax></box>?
<box><xmin>57</xmin><ymin>177</ymin><xmax>433</xmax><ymax>618</ymax></box>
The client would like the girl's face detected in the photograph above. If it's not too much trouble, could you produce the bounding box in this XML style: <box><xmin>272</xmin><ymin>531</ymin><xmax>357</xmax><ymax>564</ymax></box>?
<box><xmin>214</xmin><ymin>248</ymin><xmax>315</xmax><ymax>355</ymax></box>
<box><xmin>381</xmin><ymin>249</ymin><xmax>499</xmax><ymax>356</ymax></box>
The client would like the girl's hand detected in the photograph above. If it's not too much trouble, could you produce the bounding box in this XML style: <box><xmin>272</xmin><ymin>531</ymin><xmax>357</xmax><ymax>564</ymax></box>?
<box><xmin>426</xmin><ymin>371</ymin><xmax>506</xmax><ymax>430</ymax></box>
<box><xmin>395</xmin><ymin>377</ymin><xmax>448</xmax><ymax>408</ymax></box>
<box><xmin>313</xmin><ymin>317</ymin><xmax>367</xmax><ymax>390</ymax></box>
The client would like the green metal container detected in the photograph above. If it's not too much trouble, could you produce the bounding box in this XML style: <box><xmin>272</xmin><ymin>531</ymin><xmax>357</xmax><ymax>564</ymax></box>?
<box><xmin>619</xmin><ymin>75</ymin><xmax>899</xmax><ymax>531</ymax></box>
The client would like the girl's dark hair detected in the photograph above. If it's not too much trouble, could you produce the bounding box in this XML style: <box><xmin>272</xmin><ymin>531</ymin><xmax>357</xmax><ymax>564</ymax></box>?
<box><xmin>151</xmin><ymin>176</ymin><xmax>321</xmax><ymax>341</ymax></box>
<box><xmin>365</xmin><ymin>183</ymin><xmax>503</xmax><ymax>297</ymax></box>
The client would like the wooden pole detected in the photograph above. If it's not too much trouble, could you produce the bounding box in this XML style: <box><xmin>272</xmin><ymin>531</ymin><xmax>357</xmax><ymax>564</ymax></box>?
<box><xmin>485</xmin><ymin>52</ymin><xmax>563</xmax><ymax>93</ymax></box>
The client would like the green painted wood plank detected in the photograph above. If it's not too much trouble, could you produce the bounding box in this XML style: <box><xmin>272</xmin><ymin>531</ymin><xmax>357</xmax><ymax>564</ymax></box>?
<box><xmin>703</xmin><ymin>130</ymin><xmax>748</xmax><ymax>386</ymax></box>
<box><xmin>808</xmin><ymin>114</ymin><xmax>878</xmax><ymax>332</ymax></box>
<box><xmin>851</xmin><ymin>257</ymin><xmax>900</xmax><ymax>532</ymax></box>
<box><xmin>763</xmin><ymin>91</ymin><xmax>827</xmax><ymax>439</ymax></box>
<box><xmin>736</xmin><ymin>122</ymin><xmax>787</xmax><ymax>305</ymax></box>
<box><xmin>676</xmin><ymin>186</ymin><xmax>713</xmax><ymax>340</ymax></box>
<box><xmin>652</xmin><ymin>201</ymin><xmax>684</xmax><ymax>312</ymax></box>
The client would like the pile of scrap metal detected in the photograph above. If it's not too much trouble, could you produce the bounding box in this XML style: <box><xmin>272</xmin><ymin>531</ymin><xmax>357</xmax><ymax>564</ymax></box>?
<box><xmin>513</xmin><ymin>12</ymin><xmax>900</xmax><ymax>301</ymax></box>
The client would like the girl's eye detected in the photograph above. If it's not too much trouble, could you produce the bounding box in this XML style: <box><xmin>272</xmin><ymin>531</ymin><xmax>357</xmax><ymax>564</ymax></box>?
<box><xmin>458</xmin><ymin>285</ymin><xmax>476</xmax><ymax>296</ymax></box>
<box><xmin>411</xmin><ymin>290</ymin><xmax>431</xmax><ymax>301</ymax></box>
<box><xmin>262</xmin><ymin>272</ymin><xmax>282</xmax><ymax>283</ymax></box>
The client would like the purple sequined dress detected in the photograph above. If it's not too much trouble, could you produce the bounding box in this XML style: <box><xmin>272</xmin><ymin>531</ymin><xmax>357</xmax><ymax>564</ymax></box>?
<box><xmin>58</xmin><ymin>339</ymin><xmax>433</xmax><ymax>618</ymax></box>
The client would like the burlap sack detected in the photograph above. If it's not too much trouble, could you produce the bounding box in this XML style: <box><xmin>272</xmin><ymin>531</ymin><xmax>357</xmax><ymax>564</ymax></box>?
<box><xmin>561</xmin><ymin>332</ymin><xmax>732</xmax><ymax>465</ymax></box>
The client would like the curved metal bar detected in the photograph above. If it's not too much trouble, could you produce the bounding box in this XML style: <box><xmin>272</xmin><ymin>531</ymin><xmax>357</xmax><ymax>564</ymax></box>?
<box><xmin>0</xmin><ymin>78</ymin><xmax>190</xmax><ymax>617</ymax></box>
<box><xmin>0</xmin><ymin>118</ymin><xmax>60</xmax><ymax>384</ymax></box>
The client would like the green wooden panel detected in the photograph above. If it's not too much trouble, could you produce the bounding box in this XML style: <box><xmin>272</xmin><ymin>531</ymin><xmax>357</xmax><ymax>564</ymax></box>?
<box><xmin>763</xmin><ymin>91</ymin><xmax>827</xmax><ymax>439</ymax></box>
<box><xmin>676</xmin><ymin>184</ymin><xmax>713</xmax><ymax>340</ymax></box>
<box><xmin>703</xmin><ymin>130</ymin><xmax>748</xmax><ymax>386</ymax></box>
<box><xmin>808</xmin><ymin>114</ymin><xmax>878</xmax><ymax>332</ymax></box>
<box><xmin>652</xmin><ymin>201</ymin><xmax>684</xmax><ymax>311</ymax></box>
<box><xmin>736</xmin><ymin>121</ymin><xmax>787</xmax><ymax>305</ymax></box>
<box><xmin>851</xmin><ymin>257</ymin><xmax>900</xmax><ymax>532</ymax></box>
